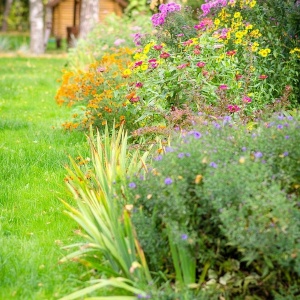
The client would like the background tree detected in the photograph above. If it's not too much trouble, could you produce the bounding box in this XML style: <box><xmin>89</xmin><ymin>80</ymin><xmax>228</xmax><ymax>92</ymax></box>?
<box><xmin>1</xmin><ymin>0</ymin><xmax>13</xmax><ymax>31</ymax></box>
<box><xmin>29</xmin><ymin>0</ymin><xmax>44</xmax><ymax>54</ymax></box>
<box><xmin>79</xmin><ymin>0</ymin><xmax>99</xmax><ymax>40</ymax></box>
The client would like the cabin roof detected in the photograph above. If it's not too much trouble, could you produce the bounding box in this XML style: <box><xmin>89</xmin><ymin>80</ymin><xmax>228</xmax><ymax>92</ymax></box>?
<box><xmin>47</xmin><ymin>0</ymin><xmax>128</xmax><ymax>8</ymax></box>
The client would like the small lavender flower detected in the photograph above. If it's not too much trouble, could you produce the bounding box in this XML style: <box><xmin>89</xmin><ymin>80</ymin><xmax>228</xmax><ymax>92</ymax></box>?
<box><xmin>278</xmin><ymin>114</ymin><xmax>285</xmax><ymax>120</ymax></box>
<box><xmin>242</xmin><ymin>147</ymin><xmax>247</xmax><ymax>152</ymax></box>
<box><xmin>213</xmin><ymin>122</ymin><xmax>221</xmax><ymax>129</ymax></box>
<box><xmin>283</xmin><ymin>151</ymin><xmax>289</xmax><ymax>157</ymax></box>
<box><xmin>181</xmin><ymin>234</ymin><xmax>188</xmax><ymax>240</ymax></box>
<box><xmin>154</xmin><ymin>155</ymin><xmax>163</xmax><ymax>161</ymax></box>
<box><xmin>185</xmin><ymin>153</ymin><xmax>191</xmax><ymax>157</ymax></box>
<box><xmin>254</xmin><ymin>152</ymin><xmax>263</xmax><ymax>158</ymax></box>
<box><xmin>223</xmin><ymin>115</ymin><xmax>231</xmax><ymax>124</ymax></box>
<box><xmin>164</xmin><ymin>177</ymin><xmax>173</xmax><ymax>185</ymax></box>
<box><xmin>165</xmin><ymin>146</ymin><xmax>174</xmax><ymax>153</ymax></box>
<box><xmin>285</xmin><ymin>135</ymin><xmax>290</xmax><ymax>139</ymax></box>
<box><xmin>129</xmin><ymin>182</ymin><xmax>136</xmax><ymax>188</ymax></box>
<box><xmin>193</xmin><ymin>131</ymin><xmax>202</xmax><ymax>139</ymax></box>
<box><xmin>210</xmin><ymin>162</ymin><xmax>218</xmax><ymax>168</ymax></box>
<box><xmin>287</xmin><ymin>116</ymin><xmax>293</xmax><ymax>121</ymax></box>
<box><xmin>277</xmin><ymin>124</ymin><xmax>283</xmax><ymax>129</ymax></box>
<box><xmin>178</xmin><ymin>153</ymin><xmax>185</xmax><ymax>158</ymax></box>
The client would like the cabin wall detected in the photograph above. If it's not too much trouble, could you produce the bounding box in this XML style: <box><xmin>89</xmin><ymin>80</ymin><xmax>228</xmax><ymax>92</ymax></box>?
<box><xmin>52</xmin><ymin>0</ymin><xmax>75</xmax><ymax>38</ymax></box>
<box><xmin>52</xmin><ymin>0</ymin><xmax>123</xmax><ymax>39</ymax></box>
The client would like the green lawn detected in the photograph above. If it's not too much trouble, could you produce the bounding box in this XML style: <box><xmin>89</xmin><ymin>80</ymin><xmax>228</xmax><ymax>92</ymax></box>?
<box><xmin>0</xmin><ymin>57</ymin><xmax>88</xmax><ymax>299</ymax></box>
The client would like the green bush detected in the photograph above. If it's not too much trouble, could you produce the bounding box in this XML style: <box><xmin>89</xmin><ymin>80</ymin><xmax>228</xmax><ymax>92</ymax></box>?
<box><xmin>129</xmin><ymin>112</ymin><xmax>300</xmax><ymax>298</ymax></box>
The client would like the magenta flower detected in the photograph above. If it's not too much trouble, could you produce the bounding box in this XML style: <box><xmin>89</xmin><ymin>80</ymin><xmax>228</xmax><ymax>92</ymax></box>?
<box><xmin>227</xmin><ymin>105</ymin><xmax>240</xmax><ymax>113</ymax></box>
<box><xmin>135</xmin><ymin>82</ymin><xmax>143</xmax><ymax>88</ymax></box>
<box><xmin>153</xmin><ymin>44</ymin><xmax>163</xmax><ymax>50</ymax></box>
<box><xmin>134</xmin><ymin>61</ymin><xmax>143</xmax><ymax>67</ymax></box>
<box><xmin>177</xmin><ymin>63</ymin><xmax>189</xmax><ymax>69</ymax></box>
<box><xmin>242</xmin><ymin>96</ymin><xmax>252</xmax><ymax>103</ymax></box>
<box><xmin>183</xmin><ymin>39</ymin><xmax>193</xmax><ymax>46</ymax></box>
<box><xmin>219</xmin><ymin>84</ymin><xmax>228</xmax><ymax>90</ymax></box>
<box><xmin>196</xmin><ymin>61</ymin><xmax>206</xmax><ymax>68</ymax></box>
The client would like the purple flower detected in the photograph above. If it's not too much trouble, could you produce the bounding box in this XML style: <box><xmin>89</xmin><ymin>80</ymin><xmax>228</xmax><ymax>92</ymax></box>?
<box><xmin>210</xmin><ymin>162</ymin><xmax>218</xmax><ymax>168</ymax></box>
<box><xmin>178</xmin><ymin>153</ymin><xmax>185</xmax><ymax>158</ymax></box>
<box><xmin>242</xmin><ymin>147</ymin><xmax>247</xmax><ymax>152</ymax></box>
<box><xmin>165</xmin><ymin>146</ymin><xmax>174</xmax><ymax>152</ymax></box>
<box><xmin>181</xmin><ymin>234</ymin><xmax>188</xmax><ymax>240</ymax></box>
<box><xmin>283</xmin><ymin>151</ymin><xmax>289</xmax><ymax>157</ymax></box>
<box><xmin>287</xmin><ymin>116</ymin><xmax>293</xmax><ymax>121</ymax></box>
<box><xmin>278</xmin><ymin>114</ymin><xmax>285</xmax><ymax>120</ymax></box>
<box><xmin>254</xmin><ymin>152</ymin><xmax>263</xmax><ymax>158</ymax></box>
<box><xmin>223</xmin><ymin>115</ymin><xmax>231</xmax><ymax>124</ymax></box>
<box><xmin>185</xmin><ymin>153</ymin><xmax>191</xmax><ymax>157</ymax></box>
<box><xmin>154</xmin><ymin>155</ymin><xmax>163</xmax><ymax>161</ymax></box>
<box><xmin>213</xmin><ymin>122</ymin><xmax>221</xmax><ymax>129</ymax></box>
<box><xmin>277</xmin><ymin>124</ymin><xmax>283</xmax><ymax>129</ymax></box>
<box><xmin>129</xmin><ymin>182</ymin><xmax>136</xmax><ymax>188</ymax></box>
<box><xmin>164</xmin><ymin>177</ymin><xmax>173</xmax><ymax>185</ymax></box>
<box><xmin>193</xmin><ymin>131</ymin><xmax>202</xmax><ymax>139</ymax></box>
<box><xmin>285</xmin><ymin>135</ymin><xmax>290</xmax><ymax>139</ymax></box>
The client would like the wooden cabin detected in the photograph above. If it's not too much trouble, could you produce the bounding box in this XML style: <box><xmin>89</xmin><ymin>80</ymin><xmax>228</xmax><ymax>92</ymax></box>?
<box><xmin>47</xmin><ymin>0</ymin><xmax>127</xmax><ymax>41</ymax></box>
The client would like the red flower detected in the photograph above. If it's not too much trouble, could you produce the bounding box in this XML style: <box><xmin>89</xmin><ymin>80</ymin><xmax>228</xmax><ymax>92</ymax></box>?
<box><xmin>193</xmin><ymin>49</ymin><xmax>201</xmax><ymax>55</ymax></box>
<box><xmin>130</xmin><ymin>96</ymin><xmax>140</xmax><ymax>103</ymax></box>
<box><xmin>235</xmin><ymin>74</ymin><xmax>243</xmax><ymax>80</ymax></box>
<box><xmin>226</xmin><ymin>50</ymin><xmax>237</xmax><ymax>56</ymax></box>
<box><xmin>259</xmin><ymin>74</ymin><xmax>268</xmax><ymax>80</ymax></box>
<box><xmin>160</xmin><ymin>52</ymin><xmax>170</xmax><ymax>59</ymax></box>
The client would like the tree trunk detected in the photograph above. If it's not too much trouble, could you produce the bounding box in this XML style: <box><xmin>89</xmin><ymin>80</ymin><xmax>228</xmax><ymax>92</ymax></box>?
<box><xmin>44</xmin><ymin>4</ymin><xmax>53</xmax><ymax>51</ymax></box>
<box><xmin>79</xmin><ymin>0</ymin><xmax>99</xmax><ymax>40</ymax></box>
<box><xmin>1</xmin><ymin>0</ymin><xmax>13</xmax><ymax>32</ymax></box>
<box><xmin>29</xmin><ymin>0</ymin><xmax>44</xmax><ymax>54</ymax></box>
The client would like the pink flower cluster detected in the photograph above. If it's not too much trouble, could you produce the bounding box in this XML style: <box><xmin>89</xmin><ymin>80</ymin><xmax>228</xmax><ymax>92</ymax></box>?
<box><xmin>151</xmin><ymin>2</ymin><xmax>181</xmax><ymax>27</ymax></box>
<box><xmin>201</xmin><ymin>0</ymin><xmax>227</xmax><ymax>16</ymax></box>
<box><xmin>194</xmin><ymin>18</ymin><xmax>213</xmax><ymax>30</ymax></box>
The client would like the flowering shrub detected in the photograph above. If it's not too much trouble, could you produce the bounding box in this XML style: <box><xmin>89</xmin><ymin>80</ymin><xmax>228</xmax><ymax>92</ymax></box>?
<box><xmin>123</xmin><ymin>0</ymin><xmax>299</xmax><ymax>132</ymax></box>
<box><xmin>128</xmin><ymin>113</ymin><xmax>300</xmax><ymax>298</ymax></box>
<box><xmin>57</xmin><ymin>0</ymin><xmax>299</xmax><ymax>138</ymax></box>
<box><xmin>56</xmin><ymin>48</ymin><xmax>137</xmax><ymax>130</ymax></box>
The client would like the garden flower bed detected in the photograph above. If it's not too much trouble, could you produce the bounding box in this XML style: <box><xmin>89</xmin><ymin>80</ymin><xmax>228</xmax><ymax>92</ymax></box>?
<box><xmin>56</xmin><ymin>1</ymin><xmax>300</xmax><ymax>299</ymax></box>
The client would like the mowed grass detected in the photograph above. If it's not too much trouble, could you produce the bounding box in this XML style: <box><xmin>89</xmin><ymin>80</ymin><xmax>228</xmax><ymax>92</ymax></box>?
<box><xmin>0</xmin><ymin>57</ymin><xmax>89</xmax><ymax>299</ymax></box>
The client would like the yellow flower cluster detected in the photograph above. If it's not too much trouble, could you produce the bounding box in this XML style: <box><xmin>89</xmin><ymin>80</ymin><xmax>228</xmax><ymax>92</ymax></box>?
<box><xmin>251</xmin><ymin>42</ymin><xmax>259</xmax><ymax>52</ymax></box>
<box><xmin>290</xmin><ymin>47</ymin><xmax>300</xmax><ymax>58</ymax></box>
<box><xmin>258</xmin><ymin>48</ymin><xmax>271</xmax><ymax>57</ymax></box>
